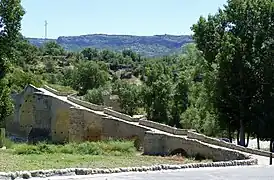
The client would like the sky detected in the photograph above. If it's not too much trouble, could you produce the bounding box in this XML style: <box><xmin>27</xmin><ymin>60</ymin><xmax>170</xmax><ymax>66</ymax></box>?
<box><xmin>21</xmin><ymin>0</ymin><xmax>227</xmax><ymax>39</ymax></box>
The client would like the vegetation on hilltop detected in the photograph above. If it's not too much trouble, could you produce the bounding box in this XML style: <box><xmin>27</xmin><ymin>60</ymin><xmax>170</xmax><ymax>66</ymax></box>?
<box><xmin>27</xmin><ymin>34</ymin><xmax>194</xmax><ymax>57</ymax></box>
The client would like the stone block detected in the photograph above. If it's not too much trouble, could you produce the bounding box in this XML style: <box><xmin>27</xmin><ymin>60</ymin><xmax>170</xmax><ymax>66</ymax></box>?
<box><xmin>0</xmin><ymin>128</ymin><xmax>5</xmax><ymax>148</ymax></box>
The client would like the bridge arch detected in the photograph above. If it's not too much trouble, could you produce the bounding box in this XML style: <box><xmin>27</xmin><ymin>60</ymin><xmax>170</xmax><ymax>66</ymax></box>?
<box><xmin>169</xmin><ymin>148</ymin><xmax>188</xmax><ymax>157</ymax></box>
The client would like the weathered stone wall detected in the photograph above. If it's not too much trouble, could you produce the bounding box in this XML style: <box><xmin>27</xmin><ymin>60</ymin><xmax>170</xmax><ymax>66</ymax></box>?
<box><xmin>139</xmin><ymin>119</ymin><xmax>190</xmax><ymax>135</ymax></box>
<box><xmin>83</xmin><ymin>109</ymin><xmax>105</xmax><ymax>141</ymax></box>
<box><xmin>144</xmin><ymin>131</ymin><xmax>250</xmax><ymax>161</ymax></box>
<box><xmin>103</xmin><ymin>108</ymin><xmax>136</xmax><ymax>122</ymax></box>
<box><xmin>32</xmin><ymin>93</ymin><xmax>51</xmax><ymax>129</ymax></box>
<box><xmin>69</xmin><ymin>107</ymin><xmax>85</xmax><ymax>143</ymax></box>
<box><xmin>67</xmin><ymin>96</ymin><xmax>105</xmax><ymax>111</ymax></box>
<box><xmin>7</xmin><ymin>85</ymin><xmax>75</xmax><ymax>143</ymax></box>
<box><xmin>68</xmin><ymin>107</ymin><xmax>151</xmax><ymax>145</ymax></box>
<box><xmin>101</xmin><ymin>117</ymin><xmax>151</xmax><ymax>144</ymax></box>
<box><xmin>50</xmin><ymin>97</ymin><xmax>72</xmax><ymax>143</ymax></box>
<box><xmin>6</xmin><ymin>85</ymin><xmax>42</xmax><ymax>138</ymax></box>
<box><xmin>187</xmin><ymin>131</ymin><xmax>273</xmax><ymax>157</ymax></box>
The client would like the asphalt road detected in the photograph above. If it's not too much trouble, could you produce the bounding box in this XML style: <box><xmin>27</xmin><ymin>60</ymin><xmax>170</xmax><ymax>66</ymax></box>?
<box><xmin>36</xmin><ymin>165</ymin><xmax>274</xmax><ymax>180</ymax></box>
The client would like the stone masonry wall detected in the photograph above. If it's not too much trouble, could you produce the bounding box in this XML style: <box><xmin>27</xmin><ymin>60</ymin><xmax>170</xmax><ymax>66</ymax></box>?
<box><xmin>83</xmin><ymin>109</ymin><xmax>105</xmax><ymax>141</ymax></box>
<box><xmin>69</xmin><ymin>107</ymin><xmax>85</xmax><ymax>142</ymax></box>
<box><xmin>103</xmin><ymin>108</ymin><xmax>135</xmax><ymax>122</ymax></box>
<box><xmin>32</xmin><ymin>93</ymin><xmax>51</xmax><ymax>130</ymax></box>
<box><xmin>144</xmin><ymin>131</ymin><xmax>250</xmax><ymax>161</ymax></box>
<box><xmin>6</xmin><ymin>85</ymin><xmax>42</xmax><ymax>138</ymax></box>
<box><xmin>139</xmin><ymin>119</ymin><xmax>190</xmax><ymax>135</ymax></box>
<box><xmin>68</xmin><ymin>107</ymin><xmax>152</xmax><ymax>145</ymax></box>
<box><xmin>50</xmin><ymin>97</ymin><xmax>72</xmax><ymax>143</ymax></box>
<box><xmin>101</xmin><ymin>117</ymin><xmax>151</xmax><ymax>145</ymax></box>
<box><xmin>68</xmin><ymin>96</ymin><xmax>104</xmax><ymax>111</ymax></box>
<box><xmin>187</xmin><ymin>131</ymin><xmax>273</xmax><ymax>157</ymax></box>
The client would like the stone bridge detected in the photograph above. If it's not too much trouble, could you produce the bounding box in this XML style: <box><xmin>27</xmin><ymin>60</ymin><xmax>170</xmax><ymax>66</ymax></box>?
<box><xmin>5</xmin><ymin>84</ymin><xmax>274</xmax><ymax>162</ymax></box>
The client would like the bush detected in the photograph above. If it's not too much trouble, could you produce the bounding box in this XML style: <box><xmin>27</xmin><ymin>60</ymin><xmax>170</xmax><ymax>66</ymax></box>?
<box><xmin>13</xmin><ymin>140</ymin><xmax>136</xmax><ymax>156</ymax></box>
<box><xmin>3</xmin><ymin>138</ymin><xmax>14</xmax><ymax>149</ymax></box>
<box><xmin>84</xmin><ymin>88</ymin><xmax>104</xmax><ymax>105</ymax></box>
<box><xmin>7</xmin><ymin>67</ymin><xmax>43</xmax><ymax>93</ymax></box>
<box><xmin>84</xmin><ymin>84</ymin><xmax>112</xmax><ymax>105</ymax></box>
<box><xmin>114</xmin><ymin>80</ymin><xmax>143</xmax><ymax>116</ymax></box>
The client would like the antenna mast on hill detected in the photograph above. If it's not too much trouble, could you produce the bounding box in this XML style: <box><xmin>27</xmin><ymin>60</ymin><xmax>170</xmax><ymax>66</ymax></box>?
<box><xmin>44</xmin><ymin>20</ymin><xmax>48</xmax><ymax>39</ymax></box>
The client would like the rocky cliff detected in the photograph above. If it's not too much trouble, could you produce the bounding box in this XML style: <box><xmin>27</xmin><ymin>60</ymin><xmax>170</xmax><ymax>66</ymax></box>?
<box><xmin>27</xmin><ymin>34</ymin><xmax>193</xmax><ymax>57</ymax></box>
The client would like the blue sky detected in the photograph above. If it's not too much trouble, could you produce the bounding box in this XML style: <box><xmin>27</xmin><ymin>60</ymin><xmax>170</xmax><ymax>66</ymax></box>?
<box><xmin>21</xmin><ymin>0</ymin><xmax>227</xmax><ymax>39</ymax></box>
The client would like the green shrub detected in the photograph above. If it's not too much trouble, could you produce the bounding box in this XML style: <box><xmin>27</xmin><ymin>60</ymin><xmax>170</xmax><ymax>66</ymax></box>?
<box><xmin>13</xmin><ymin>140</ymin><xmax>136</xmax><ymax>156</ymax></box>
<box><xmin>3</xmin><ymin>138</ymin><xmax>14</xmax><ymax>149</ymax></box>
<box><xmin>15</xmin><ymin>144</ymin><xmax>41</xmax><ymax>155</ymax></box>
<box><xmin>84</xmin><ymin>84</ymin><xmax>112</xmax><ymax>105</ymax></box>
<box><xmin>84</xmin><ymin>88</ymin><xmax>104</xmax><ymax>105</ymax></box>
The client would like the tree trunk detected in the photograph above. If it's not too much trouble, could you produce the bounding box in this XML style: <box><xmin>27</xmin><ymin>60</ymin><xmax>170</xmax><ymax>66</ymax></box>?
<box><xmin>270</xmin><ymin>138</ymin><xmax>273</xmax><ymax>165</ymax></box>
<box><xmin>245</xmin><ymin>131</ymin><xmax>250</xmax><ymax>147</ymax></box>
<box><xmin>239</xmin><ymin>69</ymin><xmax>245</xmax><ymax>147</ymax></box>
<box><xmin>239</xmin><ymin>119</ymin><xmax>245</xmax><ymax>146</ymax></box>
<box><xmin>228</xmin><ymin>123</ymin><xmax>232</xmax><ymax>143</ymax></box>
<box><xmin>237</xmin><ymin>129</ymin><xmax>240</xmax><ymax>145</ymax></box>
<box><xmin>257</xmin><ymin>135</ymin><xmax>260</xmax><ymax>150</ymax></box>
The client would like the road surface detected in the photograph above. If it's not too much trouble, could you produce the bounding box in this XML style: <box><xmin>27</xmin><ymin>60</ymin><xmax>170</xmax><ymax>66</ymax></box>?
<box><xmin>30</xmin><ymin>165</ymin><xmax>274</xmax><ymax>180</ymax></box>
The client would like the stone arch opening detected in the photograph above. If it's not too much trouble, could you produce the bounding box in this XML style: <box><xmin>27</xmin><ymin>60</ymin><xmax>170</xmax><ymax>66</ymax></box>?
<box><xmin>28</xmin><ymin>128</ymin><xmax>51</xmax><ymax>144</ymax></box>
<box><xmin>194</xmin><ymin>153</ymin><xmax>207</xmax><ymax>161</ymax></box>
<box><xmin>169</xmin><ymin>148</ymin><xmax>188</xmax><ymax>157</ymax></box>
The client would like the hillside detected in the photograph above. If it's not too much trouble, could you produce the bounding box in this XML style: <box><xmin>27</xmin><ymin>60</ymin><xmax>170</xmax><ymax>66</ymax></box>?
<box><xmin>27</xmin><ymin>34</ymin><xmax>193</xmax><ymax>57</ymax></box>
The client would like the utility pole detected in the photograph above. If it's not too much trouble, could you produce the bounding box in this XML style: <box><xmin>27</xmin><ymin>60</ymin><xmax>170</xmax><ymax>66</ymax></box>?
<box><xmin>44</xmin><ymin>20</ymin><xmax>48</xmax><ymax>39</ymax></box>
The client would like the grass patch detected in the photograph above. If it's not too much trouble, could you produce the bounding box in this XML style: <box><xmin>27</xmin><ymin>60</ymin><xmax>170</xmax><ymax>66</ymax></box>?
<box><xmin>46</xmin><ymin>83</ymin><xmax>77</xmax><ymax>94</ymax></box>
<box><xmin>0</xmin><ymin>150</ymin><xmax>209</xmax><ymax>172</ymax></box>
<box><xmin>14</xmin><ymin>141</ymin><xmax>135</xmax><ymax>156</ymax></box>
<box><xmin>0</xmin><ymin>140</ymin><xmax>211</xmax><ymax>172</ymax></box>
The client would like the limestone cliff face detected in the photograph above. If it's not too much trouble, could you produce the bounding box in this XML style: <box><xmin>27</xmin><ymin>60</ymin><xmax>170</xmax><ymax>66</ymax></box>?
<box><xmin>27</xmin><ymin>34</ymin><xmax>193</xmax><ymax>57</ymax></box>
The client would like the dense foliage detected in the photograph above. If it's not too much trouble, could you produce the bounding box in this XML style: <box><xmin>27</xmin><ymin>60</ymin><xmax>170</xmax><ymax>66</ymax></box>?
<box><xmin>192</xmin><ymin>0</ymin><xmax>274</xmax><ymax>145</ymax></box>
<box><xmin>0</xmin><ymin>0</ymin><xmax>25</xmax><ymax>127</ymax></box>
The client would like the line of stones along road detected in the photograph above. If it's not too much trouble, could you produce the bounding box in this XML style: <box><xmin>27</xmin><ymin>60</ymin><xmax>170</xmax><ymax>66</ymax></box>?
<box><xmin>0</xmin><ymin>158</ymin><xmax>258</xmax><ymax>179</ymax></box>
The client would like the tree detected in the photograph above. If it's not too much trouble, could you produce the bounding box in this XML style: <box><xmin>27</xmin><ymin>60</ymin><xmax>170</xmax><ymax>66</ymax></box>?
<box><xmin>81</xmin><ymin>48</ymin><xmax>99</xmax><ymax>60</ymax></box>
<box><xmin>122</xmin><ymin>49</ymin><xmax>140</xmax><ymax>62</ymax></box>
<box><xmin>192</xmin><ymin>0</ymin><xmax>274</xmax><ymax>146</ymax></box>
<box><xmin>71</xmin><ymin>61</ymin><xmax>109</xmax><ymax>95</ymax></box>
<box><xmin>178</xmin><ymin>44</ymin><xmax>220</xmax><ymax>136</ymax></box>
<box><xmin>14</xmin><ymin>36</ymin><xmax>40</xmax><ymax>67</ymax></box>
<box><xmin>170</xmin><ymin>74</ymin><xmax>188</xmax><ymax>128</ymax></box>
<box><xmin>114</xmin><ymin>80</ymin><xmax>143</xmax><ymax>116</ymax></box>
<box><xmin>84</xmin><ymin>83</ymin><xmax>112</xmax><ymax>105</ymax></box>
<box><xmin>41</xmin><ymin>41</ymin><xmax>65</xmax><ymax>56</ymax></box>
<box><xmin>0</xmin><ymin>0</ymin><xmax>25</xmax><ymax>127</ymax></box>
<box><xmin>144</xmin><ymin>74</ymin><xmax>173</xmax><ymax>124</ymax></box>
